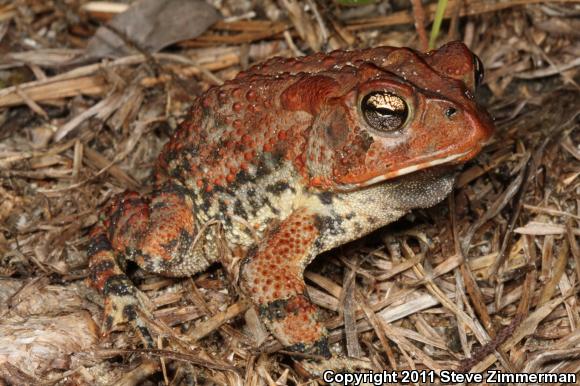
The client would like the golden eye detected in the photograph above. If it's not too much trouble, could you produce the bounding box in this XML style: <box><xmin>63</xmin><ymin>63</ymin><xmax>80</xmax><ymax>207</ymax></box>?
<box><xmin>361</xmin><ymin>91</ymin><xmax>408</xmax><ymax>133</ymax></box>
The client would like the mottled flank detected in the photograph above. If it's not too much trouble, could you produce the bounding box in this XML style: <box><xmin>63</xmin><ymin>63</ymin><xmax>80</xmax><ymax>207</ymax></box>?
<box><xmin>88</xmin><ymin>41</ymin><xmax>494</xmax><ymax>354</ymax></box>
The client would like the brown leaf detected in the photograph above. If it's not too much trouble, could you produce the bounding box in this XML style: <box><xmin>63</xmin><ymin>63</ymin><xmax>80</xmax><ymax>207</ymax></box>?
<box><xmin>86</xmin><ymin>0</ymin><xmax>221</xmax><ymax>59</ymax></box>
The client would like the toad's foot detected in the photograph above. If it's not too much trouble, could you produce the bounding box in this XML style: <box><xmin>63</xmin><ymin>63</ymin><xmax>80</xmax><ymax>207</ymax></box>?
<box><xmin>88</xmin><ymin>230</ymin><xmax>158</xmax><ymax>346</ymax></box>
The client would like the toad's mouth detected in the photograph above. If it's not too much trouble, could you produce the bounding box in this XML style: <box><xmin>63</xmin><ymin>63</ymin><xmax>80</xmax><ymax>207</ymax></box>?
<box><xmin>358</xmin><ymin>149</ymin><xmax>472</xmax><ymax>188</ymax></box>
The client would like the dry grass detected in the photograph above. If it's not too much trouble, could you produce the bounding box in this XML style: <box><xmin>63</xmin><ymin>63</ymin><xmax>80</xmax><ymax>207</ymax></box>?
<box><xmin>0</xmin><ymin>0</ymin><xmax>579</xmax><ymax>385</ymax></box>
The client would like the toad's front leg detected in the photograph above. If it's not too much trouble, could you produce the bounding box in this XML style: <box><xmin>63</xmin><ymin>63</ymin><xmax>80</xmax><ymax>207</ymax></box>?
<box><xmin>239</xmin><ymin>208</ymin><xmax>330</xmax><ymax>357</ymax></box>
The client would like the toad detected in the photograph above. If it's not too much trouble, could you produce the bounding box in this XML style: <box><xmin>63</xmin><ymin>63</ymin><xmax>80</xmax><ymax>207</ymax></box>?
<box><xmin>88</xmin><ymin>41</ymin><xmax>494</xmax><ymax>356</ymax></box>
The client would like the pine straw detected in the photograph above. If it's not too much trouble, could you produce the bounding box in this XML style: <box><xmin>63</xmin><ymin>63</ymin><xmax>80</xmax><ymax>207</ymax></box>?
<box><xmin>0</xmin><ymin>0</ymin><xmax>579</xmax><ymax>385</ymax></box>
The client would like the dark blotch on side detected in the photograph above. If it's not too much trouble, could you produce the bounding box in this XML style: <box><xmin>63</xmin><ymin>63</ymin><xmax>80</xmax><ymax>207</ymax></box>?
<box><xmin>317</xmin><ymin>192</ymin><xmax>334</xmax><ymax>205</ymax></box>
<box><xmin>233</xmin><ymin>200</ymin><xmax>248</xmax><ymax>218</ymax></box>
<box><xmin>259</xmin><ymin>298</ymin><xmax>290</xmax><ymax>321</ymax></box>
<box><xmin>235</xmin><ymin>170</ymin><xmax>252</xmax><ymax>186</ymax></box>
<box><xmin>266</xmin><ymin>181</ymin><xmax>293</xmax><ymax>195</ymax></box>
<box><xmin>218</xmin><ymin>200</ymin><xmax>228</xmax><ymax>216</ymax></box>
<box><xmin>255</xmin><ymin>158</ymin><xmax>272</xmax><ymax>179</ymax></box>
<box><xmin>103</xmin><ymin>274</ymin><xmax>135</xmax><ymax>296</ymax></box>
<box><xmin>286</xmin><ymin>338</ymin><xmax>331</xmax><ymax>358</ymax></box>
<box><xmin>87</xmin><ymin>233</ymin><xmax>112</xmax><ymax>256</ymax></box>
<box><xmin>264</xmin><ymin>197</ymin><xmax>281</xmax><ymax>215</ymax></box>
<box><xmin>122</xmin><ymin>304</ymin><xmax>137</xmax><ymax>321</ymax></box>
<box><xmin>314</xmin><ymin>214</ymin><xmax>344</xmax><ymax>236</ymax></box>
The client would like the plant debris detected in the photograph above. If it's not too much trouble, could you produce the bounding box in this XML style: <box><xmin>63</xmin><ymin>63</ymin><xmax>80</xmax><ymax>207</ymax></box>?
<box><xmin>84</xmin><ymin>0</ymin><xmax>221</xmax><ymax>59</ymax></box>
<box><xmin>0</xmin><ymin>0</ymin><xmax>579</xmax><ymax>385</ymax></box>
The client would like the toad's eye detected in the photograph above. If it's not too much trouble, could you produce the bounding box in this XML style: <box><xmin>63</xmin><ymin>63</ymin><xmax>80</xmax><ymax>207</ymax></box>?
<box><xmin>361</xmin><ymin>91</ymin><xmax>408</xmax><ymax>133</ymax></box>
<box><xmin>473</xmin><ymin>54</ymin><xmax>484</xmax><ymax>88</ymax></box>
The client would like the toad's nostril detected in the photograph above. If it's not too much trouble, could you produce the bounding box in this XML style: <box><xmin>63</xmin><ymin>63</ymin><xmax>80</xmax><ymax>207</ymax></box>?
<box><xmin>445</xmin><ymin>107</ymin><xmax>457</xmax><ymax>118</ymax></box>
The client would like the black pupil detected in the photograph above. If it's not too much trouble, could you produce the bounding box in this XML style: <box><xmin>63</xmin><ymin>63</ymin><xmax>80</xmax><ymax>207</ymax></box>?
<box><xmin>362</xmin><ymin>92</ymin><xmax>408</xmax><ymax>132</ymax></box>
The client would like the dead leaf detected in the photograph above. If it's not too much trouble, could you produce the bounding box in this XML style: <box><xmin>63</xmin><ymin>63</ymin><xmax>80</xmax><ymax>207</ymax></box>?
<box><xmin>85</xmin><ymin>0</ymin><xmax>220</xmax><ymax>59</ymax></box>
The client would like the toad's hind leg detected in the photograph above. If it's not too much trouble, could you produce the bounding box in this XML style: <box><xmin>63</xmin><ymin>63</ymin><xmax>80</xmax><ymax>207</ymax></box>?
<box><xmin>239</xmin><ymin>208</ymin><xmax>330</xmax><ymax>357</ymax></box>
<box><xmin>88</xmin><ymin>184</ymin><xmax>210</xmax><ymax>339</ymax></box>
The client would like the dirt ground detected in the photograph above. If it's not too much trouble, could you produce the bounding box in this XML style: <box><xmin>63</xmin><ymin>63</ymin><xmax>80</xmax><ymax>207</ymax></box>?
<box><xmin>0</xmin><ymin>0</ymin><xmax>579</xmax><ymax>385</ymax></box>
